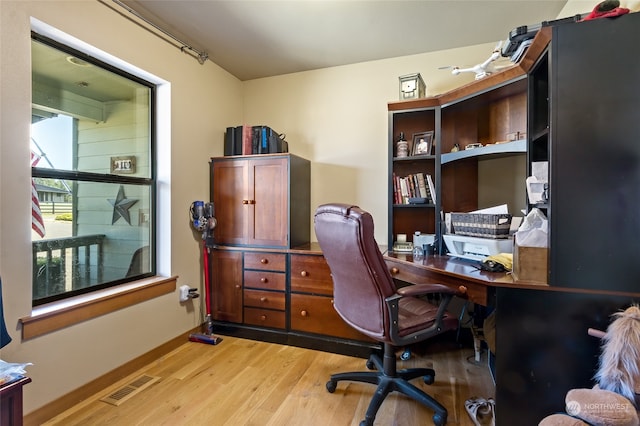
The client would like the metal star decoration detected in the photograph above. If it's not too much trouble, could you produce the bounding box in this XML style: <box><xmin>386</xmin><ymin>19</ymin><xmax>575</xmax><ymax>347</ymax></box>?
<box><xmin>107</xmin><ymin>185</ymin><xmax>138</xmax><ymax>225</ymax></box>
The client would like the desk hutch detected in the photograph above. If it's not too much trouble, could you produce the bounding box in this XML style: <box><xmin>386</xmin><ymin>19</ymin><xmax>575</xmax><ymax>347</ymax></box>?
<box><xmin>387</xmin><ymin>12</ymin><xmax>640</xmax><ymax>423</ymax></box>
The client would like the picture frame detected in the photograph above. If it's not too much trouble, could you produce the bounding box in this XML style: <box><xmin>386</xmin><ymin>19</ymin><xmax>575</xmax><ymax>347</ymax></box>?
<box><xmin>411</xmin><ymin>131</ymin><xmax>434</xmax><ymax>156</ymax></box>
<box><xmin>110</xmin><ymin>156</ymin><xmax>136</xmax><ymax>174</ymax></box>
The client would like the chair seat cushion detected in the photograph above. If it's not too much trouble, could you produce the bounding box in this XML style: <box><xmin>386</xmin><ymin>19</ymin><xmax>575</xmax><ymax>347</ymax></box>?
<box><xmin>397</xmin><ymin>297</ymin><xmax>457</xmax><ymax>337</ymax></box>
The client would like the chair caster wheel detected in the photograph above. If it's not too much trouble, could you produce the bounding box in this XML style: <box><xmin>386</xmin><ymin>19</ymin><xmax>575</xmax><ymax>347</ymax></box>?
<box><xmin>365</xmin><ymin>360</ymin><xmax>375</xmax><ymax>370</ymax></box>
<box><xmin>432</xmin><ymin>412</ymin><xmax>447</xmax><ymax>426</ymax></box>
<box><xmin>360</xmin><ymin>419</ymin><xmax>373</xmax><ymax>426</ymax></box>
<box><xmin>326</xmin><ymin>380</ymin><xmax>337</xmax><ymax>393</ymax></box>
<box><xmin>423</xmin><ymin>374</ymin><xmax>435</xmax><ymax>385</ymax></box>
<box><xmin>400</xmin><ymin>349</ymin><xmax>411</xmax><ymax>361</ymax></box>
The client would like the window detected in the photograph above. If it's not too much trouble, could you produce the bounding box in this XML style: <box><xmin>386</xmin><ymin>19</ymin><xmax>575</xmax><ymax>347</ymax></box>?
<box><xmin>31</xmin><ymin>34</ymin><xmax>155</xmax><ymax>306</ymax></box>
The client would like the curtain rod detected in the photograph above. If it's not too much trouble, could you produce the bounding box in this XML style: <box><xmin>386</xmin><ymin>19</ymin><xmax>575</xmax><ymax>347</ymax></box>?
<box><xmin>100</xmin><ymin>0</ymin><xmax>209</xmax><ymax>65</ymax></box>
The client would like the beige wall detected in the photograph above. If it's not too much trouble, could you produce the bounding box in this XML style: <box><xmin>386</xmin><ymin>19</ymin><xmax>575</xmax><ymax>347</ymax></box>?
<box><xmin>0</xmin><ymin>0</ymin><xmax>602</xmax><ymax>415</ymax></box>
<box><xmin>242</xmin><ymin>44</ymin><xmax>499</xmax><ymax>242</ymax></box>
<box><xmin>1</xmin><ymin>0</ymin><xmax>241</xmax><ymax>413</ymax></box>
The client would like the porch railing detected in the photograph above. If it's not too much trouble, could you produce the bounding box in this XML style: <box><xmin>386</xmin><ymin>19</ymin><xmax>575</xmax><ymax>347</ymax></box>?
<box><xmin>32</xmin><ymin>234</ymin><xmax>106</xmax><ymax>300</ymax></box>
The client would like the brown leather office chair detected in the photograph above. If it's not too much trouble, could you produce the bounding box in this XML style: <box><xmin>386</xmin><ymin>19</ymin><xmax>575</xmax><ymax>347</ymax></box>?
<box><xmin>314</xmin><ymin>203</ymin><xmax>460</xmax><ymax>426</ymax></box>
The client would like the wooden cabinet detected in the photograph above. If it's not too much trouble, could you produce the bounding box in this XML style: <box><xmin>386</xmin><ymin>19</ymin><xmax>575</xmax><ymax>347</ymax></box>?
<box><xmin>290</xmin><ymin>253</ymin><xmax>370</xmax><ymax>341</ymax></box>
<box><xmin>209</xmin><ymin>153</ymin><xmax>374</xmax><ymax>355</ymax></box>
<box><xmin>210</xmin><ymin>154</ymin><xmax>310</xmax><ymax>248</ymax></box>
<box><xmin>536</xmin><ymin>12</ymin><xmax>640</xmax><ymax>292</ymax></box>
<box><xmin>211</xmin><ymin>249</ymin><xmax>243</xmax><ymax>323</ymax></box>
<box><xmin>0</xmin><ymin>376</ymin><xmax>31</xmax><ymax>426</ymax></box>
<box><xmin>243</xmin><ymin>252</ymin><xmax>286</xmax><ymax>329</ymax></box>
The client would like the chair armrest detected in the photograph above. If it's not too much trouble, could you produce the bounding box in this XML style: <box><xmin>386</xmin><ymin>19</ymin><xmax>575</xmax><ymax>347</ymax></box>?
<box><xmin>385</xmin><ymin>285</ymin><xmax>459</xmax><ymax>346</ymax></box>
<box><xmin>396</xmin><ymin>283</ymin><xmax>458</xmax><ymax>298</ymax></box>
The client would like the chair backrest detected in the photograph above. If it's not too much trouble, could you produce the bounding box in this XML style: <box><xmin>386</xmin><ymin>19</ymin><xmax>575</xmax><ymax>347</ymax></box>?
<box><xmin>314</xmin><ymin>203</ymin><xmax>395</xmax><ymax>341</ymax></box>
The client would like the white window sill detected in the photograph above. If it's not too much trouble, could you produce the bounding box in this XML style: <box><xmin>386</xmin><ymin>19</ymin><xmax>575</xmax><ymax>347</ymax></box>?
<box><xmin>20</xmin><ymin>276</ymin><xmax>177</xmax><ymax>340</ymax></box>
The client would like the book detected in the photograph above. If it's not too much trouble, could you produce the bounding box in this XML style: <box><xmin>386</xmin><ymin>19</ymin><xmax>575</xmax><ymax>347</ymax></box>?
<box><xmin>416</xmin><ymin>173</ymin><xmax>428</xmax><ymax>199</ymax></box>
<box><xmin>224</xmin><ymin>127</ymin><xmax>235</xmax><ymax>156</ymax></box>
<box><xmin>399</xmin><ymin>178</ymin><xmax>409</xmax><ymax>204</ymax></box>
<box><xmin>251</xmin><ymin>126</ymin><xmax>261</xmax><ymax>154</ymax></box>
<box><xmin>241</xmin><ymin>124</ymin><xmax>252</xmax><ymax>155</ymax></box>
<box><xmin>426</xmin><ymin>174</ymin><xmax>436</xmax><ymax>203</ymax></box>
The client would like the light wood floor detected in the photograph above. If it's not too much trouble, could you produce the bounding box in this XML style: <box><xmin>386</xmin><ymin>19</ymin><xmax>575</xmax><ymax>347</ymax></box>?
<box><xmin>43</xmin><ymin>333</ymin><xmax>494</xmax><ymax>425</ymax></box>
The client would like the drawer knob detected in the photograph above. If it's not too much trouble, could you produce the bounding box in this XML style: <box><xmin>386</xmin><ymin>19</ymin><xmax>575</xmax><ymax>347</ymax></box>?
<box><xmin>260</xmin><ymin>315</ymin><xmax>267</xmax><ymax>321</ymax></box>
<box><xmin>301</xmin><ymin>270</ymin><xmax>308</xmax><ymax>277</ymax></box>
<box><xmin>458</xmin><ymin>285</ymin><xmax>468</xmax><ymax>294</ymax></box>
<box><xmin>234</xmin><ymin>284</ymin><xmax>241</xmax><ymax>289</ymax></box>
<box><xmin>300</xmin><ymin>310</ymin><xmax>308</xmax><ymax>317</ymax></box>
<box><xmin>242</xmin><ymin>199</ymin><xmax>249</xmax><ymax>205</ymax></box>
<box><xmin>390</xmin><ymin>267</ymin><xmax>399</xmax><ymax>275</ymax></box>
<box><xmin>260</xmin><ymin>258</ymin><xmax>268</xmax><ymax>264</ymax></box>
<box><xmin>260</xmin><ymin>297</ymin><xmax>267</xmax><ymax>302</ymax></box>
<box><xmin>261</xmin><ymin>277</ymin><xmax>268</xmax><ymax>283</ymax></box>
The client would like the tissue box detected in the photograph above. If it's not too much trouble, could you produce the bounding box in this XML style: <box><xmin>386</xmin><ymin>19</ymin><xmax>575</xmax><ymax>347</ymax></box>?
<box><xmin>513</xmin><ymin>244</ymin><xmax>548</xmax><ymax>284</ymax></box>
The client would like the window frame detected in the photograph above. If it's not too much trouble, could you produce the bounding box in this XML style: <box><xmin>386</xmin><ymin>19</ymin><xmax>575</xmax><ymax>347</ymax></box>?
<box><xmin>31</xmin><ymin>32</ymin><xmax>157</xmax><ymax>306</ymax></box>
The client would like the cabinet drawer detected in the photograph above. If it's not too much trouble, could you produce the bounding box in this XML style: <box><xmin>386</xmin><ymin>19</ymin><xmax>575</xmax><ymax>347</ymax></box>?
<box><xmin>244</xmin><ymin>289</ymin><xmax>285</xmax><ymax>310</ymax></box>
<box><xmin>385</xmin><ymin>258</ymin><xmax>489</xmax><ymax>306</ymax></box>
<box><xmin>244</xmin><ymin>252</ymin><xmax>286</xmax><ymax>271</ymax></box>
<box><xmin>290</xmin><ymin>293</ymin><xmax>371</xmax><ymax>341</ymax></box>
<box><xmin>290</xmin><ymin>254</ymin><xmax>333</xmax><ymax>295</ymax></box>
<box><xmin>244</xmin><ymin>270</ymin><xmax>285</xmax><ymax>291</ymax></box>
<box><xmin>244</xmin><ymin>307</ymin><xmax>286</xmax><ymax>329</ymax></box>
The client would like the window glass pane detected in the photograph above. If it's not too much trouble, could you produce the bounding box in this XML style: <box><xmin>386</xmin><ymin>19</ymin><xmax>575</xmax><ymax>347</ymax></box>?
<box><xmin>31</xmin><ymin>38</ymin><xmax>151</xmax><ymax>178</ymax></box>
<box><xmin>32</xmin><ymin>182</ymin><xmax>152</xmax><ymax>304</ymax></box>
<box><xmin>31</xmin><ymin>35</ymin><xmax>155</xmax><ymax>306</ymax></box>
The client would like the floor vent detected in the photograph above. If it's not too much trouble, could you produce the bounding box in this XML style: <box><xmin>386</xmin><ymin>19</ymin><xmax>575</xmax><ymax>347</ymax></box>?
<box><xmin>100</xmin><ymin>374</ymin><xmax>160</xmax><ymax>406</ymax></box>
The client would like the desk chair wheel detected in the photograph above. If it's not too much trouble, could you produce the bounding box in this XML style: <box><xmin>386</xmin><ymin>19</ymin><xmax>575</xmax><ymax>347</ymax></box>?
<box><xmin>400</xmin><ymin>349</ymin><xmax>411</xmax><ymax>361</ymax></box>
<box><xmin>433</xmin><ymin>412</ymin><xmax>447</xmax><ymax>426</ymax></box>
<box><xmin>423</xmin><ymin>373</ymin><xmax>435</xmax><ymax>385</ymax></box>
<box><xmin>326</xmin><ymin>380</ymin><xmax>337</xmax><ymax>393</ymax></box>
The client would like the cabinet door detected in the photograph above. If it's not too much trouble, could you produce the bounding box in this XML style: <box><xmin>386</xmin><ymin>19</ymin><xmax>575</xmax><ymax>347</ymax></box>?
<box><xmin>248</xmin><ymin>157</ymin><xmax>288</xmax><ymax>247</ymax></box>
<box><xmin>212</xmin><ymin>160</ymin><xmax>249</xmax><ymax>245</ymax></box>
<box><xmin>211</xmin><ymin>249</ymin><xmax>243</xmax><ymax>323</ymax></box>
<box><xmin>550</xmin><ymin>13</ymin><xmax>640</xmax><ymax>292</ymax></box>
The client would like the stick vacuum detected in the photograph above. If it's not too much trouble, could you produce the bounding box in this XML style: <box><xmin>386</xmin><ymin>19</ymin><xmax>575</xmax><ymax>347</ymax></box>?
<box><xmin>189</xmin><ymin>201</ymin><xmax>222</xmax><ymax>345</ymax></box>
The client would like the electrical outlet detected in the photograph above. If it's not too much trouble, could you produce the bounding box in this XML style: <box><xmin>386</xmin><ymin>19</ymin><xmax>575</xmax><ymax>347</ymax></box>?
<box><xmin>179</xmin><ymin>285</ymin><xmax>190</xmax><ymax>302</ymax></box>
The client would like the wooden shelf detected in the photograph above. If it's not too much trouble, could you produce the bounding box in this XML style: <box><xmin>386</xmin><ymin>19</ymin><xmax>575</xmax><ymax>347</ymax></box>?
<box><xmin>392</xmin><ymin>154</ymin><xmax>436</xmax><ymax>162</ymax></box>
<box><xmin>441</xmin><ymin>139</ymin><xmax>526</xmax><ymax>164</ymax></box>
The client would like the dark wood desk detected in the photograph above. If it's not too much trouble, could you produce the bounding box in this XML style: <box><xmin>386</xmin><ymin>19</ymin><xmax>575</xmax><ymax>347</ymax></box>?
<box><xmin>0</xmin><ymin>376</ymin><xmax>31</xmax><ymax>426</ymax></box>
<box><xmin>383</xmin><ymin>253</ymin><xmax>639</xmax><ymax>425</ymax></box>
<box><xmin>384</xmin><ymin>252</ymin><xmax>535</xmax><ymax>306</ymax></box>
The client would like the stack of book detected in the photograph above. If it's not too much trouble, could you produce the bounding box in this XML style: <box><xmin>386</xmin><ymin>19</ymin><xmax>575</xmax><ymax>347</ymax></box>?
<box><xmin>393</xmin><ymin>172</ymin><xmax>436</xmax><ymax>205</ymax></box>
<box><xmin>224</xmin><ymin>125</ymin><xmax>288</xmax><ymax>156</ymax></box>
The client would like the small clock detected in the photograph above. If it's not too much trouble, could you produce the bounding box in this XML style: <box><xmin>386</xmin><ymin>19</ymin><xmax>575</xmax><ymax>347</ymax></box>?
<box><xmin>399</xmin><ymin>73</ymin><xmax>426</xmax><ymax>100</ymax></box>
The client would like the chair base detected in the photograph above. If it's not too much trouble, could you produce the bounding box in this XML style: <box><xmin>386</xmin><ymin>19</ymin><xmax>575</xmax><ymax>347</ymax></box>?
<box><xmin>326</xmin><ymin>344</ymin><xmax>447</xmax><ymax>426</ymax></box>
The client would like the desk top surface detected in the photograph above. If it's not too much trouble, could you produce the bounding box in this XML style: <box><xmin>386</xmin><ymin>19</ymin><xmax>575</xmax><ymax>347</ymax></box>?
<box><xmin>383</xmin><ymin>252</ymin><xmax>540</xmax><ymax>288</ymax></box>
<box><xmin>384</xmin><ymin>252</ymin><xmax>640</xmax><ymax>299</ymax></box>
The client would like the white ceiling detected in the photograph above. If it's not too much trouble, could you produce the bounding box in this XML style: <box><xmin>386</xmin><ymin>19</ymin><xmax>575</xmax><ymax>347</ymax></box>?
<box><xmin>116</xmin><ymin>1</ymin><xmax>573</xmax><ymax>81</ymax></box>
